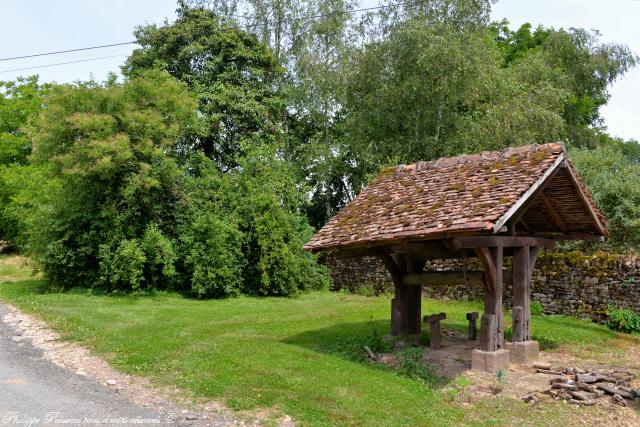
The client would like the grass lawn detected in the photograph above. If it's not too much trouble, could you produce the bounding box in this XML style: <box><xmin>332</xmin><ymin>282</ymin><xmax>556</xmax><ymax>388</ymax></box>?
<box><xmin>0</xmin><ymin>255</ymin><xmax>635</xmax><ymax>426</ymax></box>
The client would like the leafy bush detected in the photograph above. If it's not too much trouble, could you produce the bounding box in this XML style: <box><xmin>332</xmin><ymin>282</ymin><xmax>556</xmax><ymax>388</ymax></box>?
<box><xmin>396</xmin><ymin>347</ymin><xmax>440</xmax><ymax>385</ymax></box>
<box><xmin>16</xmin><ymin>71</ymin><xmax>330</xmax><ymax>297</ymax></box>
<box><xmin>606</xmin><ymin>306</ymin><xmax>640</xmax><ymax>334</ymax></box>
<box><xmin>530</xmin><ymin>301</ymin><xmax>544</xmax><ymax>316</ymax></box>
<box><xmin>177</xmin><ymin>207</ymin><xmax>245</xmax><ymax>298</ymax></box>
<box><xmin>570</xmin><ymin>145</ymin><xmax>640</xmax><ymax>250</ymax></box>
<box><xmin>364</xmin><ymin>324</ymin><xmax>390</xmax><ymax>353</ymax></box>
<box><xmin>178</xmin><ymin>152</ymin><xmax>330</xmax><ymax>298</ymax></box>
<box><xmin>25</xmin><ymin>71</ymin><xmax>194</xmax><ymax>291</ymax></box>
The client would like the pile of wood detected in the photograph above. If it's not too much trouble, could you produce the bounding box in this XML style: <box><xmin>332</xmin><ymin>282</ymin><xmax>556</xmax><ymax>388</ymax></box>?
<box><xmin>527</xmin><ymin>363</ymin><xmax>639</xmax><ymax>407</ymax></box>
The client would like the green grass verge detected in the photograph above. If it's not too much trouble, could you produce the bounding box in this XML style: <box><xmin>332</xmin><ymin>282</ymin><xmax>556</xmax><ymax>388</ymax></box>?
<box><xmin>0</xmin><ymin>256</ymin><xmax>630</xmax><ymax>426</ymax></box>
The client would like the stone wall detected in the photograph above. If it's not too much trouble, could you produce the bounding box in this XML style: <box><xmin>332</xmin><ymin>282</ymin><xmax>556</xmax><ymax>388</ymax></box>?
<box><xmin>325</xmin><ymin>251</ymin><xmax>640</xmax><ymax>322</ymax></box>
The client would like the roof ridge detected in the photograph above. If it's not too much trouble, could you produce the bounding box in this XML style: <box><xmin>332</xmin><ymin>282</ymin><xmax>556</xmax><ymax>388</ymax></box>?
<box><xmin>404</xmin><ymin>142</ymin><xmax>565</xmax><ymax>172</ymax></box>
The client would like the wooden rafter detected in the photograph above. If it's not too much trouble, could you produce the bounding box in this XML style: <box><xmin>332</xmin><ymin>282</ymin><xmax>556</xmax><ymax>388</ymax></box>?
<box><xmin>539</xmin><ymin>192</ymin><xmax>568</xmax><ymax>233</ymax></box>
<box><xmin>518</xmin><ymin>218</ymin><xmax>531</xmax><ymax>232</ymax></box>
<box><xmin>493</xmin><ymin>154</ymin><xmax>565</xmax><ymax>232</ymax></box>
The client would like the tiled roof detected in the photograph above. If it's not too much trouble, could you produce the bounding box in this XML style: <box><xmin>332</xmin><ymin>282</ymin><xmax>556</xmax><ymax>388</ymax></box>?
<box><xmin>305</xmin><ymin>143</ymin><xmax>604</xmax><ymax>252</ymax></box>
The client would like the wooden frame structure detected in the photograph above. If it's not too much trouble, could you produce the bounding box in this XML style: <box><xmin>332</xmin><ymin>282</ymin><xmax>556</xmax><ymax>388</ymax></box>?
<box><xmin>305</xmin><ymin>143</ymin><xmax>608</xmax><ymax>354</ymax></box>
<box><xmin>377</xmin><ymin>237</ymin><xmax>549</xmax><ymax>351</ymax></box>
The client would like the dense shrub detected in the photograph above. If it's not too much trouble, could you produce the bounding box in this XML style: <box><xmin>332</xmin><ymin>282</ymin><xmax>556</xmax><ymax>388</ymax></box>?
<box><xmin>570</xmin><ymin>144</ymin><xmax>640</xmax><ymax>250</ymax></box>
<box><xmin>25</xmin><ymin>71</ymin><xmax>194</xmax><ymax>290</ymax></box>
<box><xmin>396</xmin><ymin>347</ymin><xmax>441</xmax><ymax>385</ymax></box>
<box><xmin>177</xmin><ymin>151</ymin><xmax>330</xmax><ymax>298</ymax></box>
<box><xmin>530</xmin><ymin>301</ymin><xmax>544</xmax><ymax>316</ymax></box>
<box><xmin>606</xmin><ymin>306</ymin><xmax>640</xmax><ymax>334</ymax></box>
<box><xmin>20</xmin><ymin>74</ymin><xmax>330</xmax><ymax>297</ymax></box>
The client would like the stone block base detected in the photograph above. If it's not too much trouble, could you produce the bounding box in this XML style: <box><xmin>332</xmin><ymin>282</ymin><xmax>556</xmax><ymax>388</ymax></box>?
<box><xmin>471</xmin><ymin>349</ymin><xmax>510</xmax><ymax>372</ymax></box>
<box><xmin>509</xmin><ymin>340</ymin><xmax>539</xmax><ymax>364</ymax></box>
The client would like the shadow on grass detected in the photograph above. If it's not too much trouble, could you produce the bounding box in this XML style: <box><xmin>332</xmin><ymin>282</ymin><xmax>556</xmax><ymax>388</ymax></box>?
<box><xmin>282</xmin><ymin>319</ymin><xmax>454</xmax><ymax>387</ymax></box>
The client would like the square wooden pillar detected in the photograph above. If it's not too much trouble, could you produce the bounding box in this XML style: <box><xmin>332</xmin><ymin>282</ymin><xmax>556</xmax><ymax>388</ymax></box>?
<box><xmin>475</xmin><ymin>246</ymin><xmax>504</xmax><ymax>352</ymax></box>
<box><xmin>512</xmin><ymin>246</ymin><xmax>540</xmax><ymax>342</ymax></box>
<box><xmin>384</xmin><ymin>254</ymin><xmax>424</xmax><ymax>336</ymax></box>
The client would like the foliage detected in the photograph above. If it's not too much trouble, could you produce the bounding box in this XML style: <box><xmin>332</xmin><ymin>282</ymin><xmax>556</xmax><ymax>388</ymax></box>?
<box><xmin>0</xmin><ymin>77</ymin><xmax>50</xmax><ymax>246</ymax></box>
<box><xmin>340</xmin><ymin>19</ymin><xmax>568</xmax><ymax>194</ymax></box>
<box><xmin>229</xmin><ymin>147</ymin><xmax>331</xmax><ymax>295</ymax></box>
<box><xmin>606</xmin><ymin>306</ymin><xmax>640</xmax><ymax>334</ymax></box>
<box><xmin>493</xmin><ymin>369</ymin><xmax>507</xmax><ymax>390</ymax></box>
<box><xmin>124</xmin><ymin>6</ymin><xmax>287</xmax><ymax>169</ymax></box>
<box><xmin>530</xmin><ymin>301</ymin><xmax>544</xmax><ymax>316</ymax></box>
<box><xmin>0</xmin><ymin>76</ymin><xmax>48</xmax><ymax>165</ymax></box>
<box><xmin>570</xmin><ymin>144</ymin><xmax>640</xmax><ymax>250</ymax></box>
<box><xmin>396</xmin><ymin>347</ymin><xmax>440</xmax><ymax>385</ymax></box>
<box><xmin>13</xmin><ymin>69</ymin><xmax>328</xmax><ymax>297</ymax></box>
<box><xmin>491</xmin><ymin>21</ymin><xmax>638</xmax><ymax>147</ymax></box>
<box><xmin>25</xmin><ymin>71</ymin><xmax>197</xmax><ymax>290</ymax></box>
<box><xmin>364</xmin><ymin>320</ymin><xmax>390</xmax><ymax>353</ymax></box>
<box><xmin>178</xmin><ymin>151</ymin><xmax>330</xmax><ymax>297</ymax></box>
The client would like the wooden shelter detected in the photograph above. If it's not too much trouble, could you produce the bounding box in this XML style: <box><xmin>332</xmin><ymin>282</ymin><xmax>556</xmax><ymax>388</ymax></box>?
<box><xmin>305</xmin><ymin>143</ymin><xmax>608</xmax><ymax>369</ymax></box>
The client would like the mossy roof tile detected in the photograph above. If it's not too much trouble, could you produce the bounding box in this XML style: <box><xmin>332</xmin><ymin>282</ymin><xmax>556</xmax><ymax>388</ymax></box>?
<box><xmin>305</xmin><ymin>143</ymin><xmax>582</xmax><ymax>251</ymax></box>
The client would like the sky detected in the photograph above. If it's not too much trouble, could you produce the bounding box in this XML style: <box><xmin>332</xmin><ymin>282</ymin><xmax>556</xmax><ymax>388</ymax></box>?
<box><xmin>1</xmin><ymin>0</ymin><xmax>638</xmax><ymax>141</ymax></box>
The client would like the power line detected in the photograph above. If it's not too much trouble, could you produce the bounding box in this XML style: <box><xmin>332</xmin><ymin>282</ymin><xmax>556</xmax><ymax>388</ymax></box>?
<box><xmin>1</xmin><ymin>1</ymin><xmax>414</xmax><ymax>61</ymax></box>
<box><xmin>0</xmin><ymin>54</ymin><xmax>128</xmax><ymax>74</ymax></box>
<box><xmin>0</xmin><ymin>0</ymin><xmax>417</xmax><ymax>74</ymax></box>
<box><xmin>0</xmin><ymin>42</ymin><xmax>135</xmax><ymax>62</ymax></box>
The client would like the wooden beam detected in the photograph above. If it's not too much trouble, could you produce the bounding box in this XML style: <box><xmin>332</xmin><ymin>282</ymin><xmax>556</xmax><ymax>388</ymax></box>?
<box><xmin>334</xmin><ymin>243</ymin><xmax>477</xmax><ymax>260</ymax></box>
<box><xmin>402</xmin><ymin>270</ymin><xmax>514</xmax><ymax>286</ymax></box>
<box><xmin>490</xmin><ymin>246</ymin><xmax>505</xmax><ymax>349</ymax></box>
<box><xmin>403</xmin><ymin>271</ymin><xmax>483</xmax><ymax>286</ymax></box>
<box><xmin>406</xmin><ymin>255</ymin><xmax>426</xmax><ymax>336</ymax></box>
<box><xmin>518</xmin><ymin>217</ymin><xmax>531</xmax><ymax>232</ymax></box>
<box><xmin>539</xmin><ymin>193</ymin><xmax>568</xmax><ymax>233</ymax></box>
<box><xmin>380</xmin><ymin>254</ymin><xmax>401</xmax><ymax>287</ymax></box>
<box><xmin>449</xmin><ymin>236</ymin><xmax>556</xmax><ymax>249</ymax></box>
<box><xmin>387</xmin><ymin>244</ymin><xmax>475</xmax><ymax>260</ymax></box>
<box><xmin>529</xmin><ymin>247</ymin><xmax>540</xmax><ymax>278</ymax></box>
<box><xmin>475</xmin><ymin>247</ymin><xmax>496</xmax><ymax>292</ymax></box>
<box><xmin>520</xmin><ymin>232</ymin><xmax>605</xmax><ymax>241</ymax></box>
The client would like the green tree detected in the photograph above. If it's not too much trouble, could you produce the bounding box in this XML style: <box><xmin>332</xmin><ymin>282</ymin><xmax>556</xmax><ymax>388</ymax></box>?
<box><xmin>124</xmin><ymin>6</ymin><xmax>287</xmax><ymax>169</ymax></box>
<box><xmin>178</xmin><ymin>148</ymin><xmax>330</xmax><ymax>297</ymax></box>
<box><xmin>570</xmin><ymin>143</ymin><xmax>640</xmax><ymax>250</ymax></box>
<box><xmin>341</xmin><ymin>19</ymin><xmax>568</xmax><ymax>192</ymax></box>
<box><xmin>0</xmin><ymin>77</ymin><xmax>50</xmax><ymax>246</ymax></box>
<box><xmin>491</xmin><ymin>21</ymin><xmax>637</xmax><ymax>147</ymax></box>
<box><xmin>26</xmin><ymin>71</ymin><xmax>197</xmax><ymax>290</ymax></box>
<box><xmin>0</xmin><ymin>77</ymin><xmax>50</xmax><ymax>163</ymax></box>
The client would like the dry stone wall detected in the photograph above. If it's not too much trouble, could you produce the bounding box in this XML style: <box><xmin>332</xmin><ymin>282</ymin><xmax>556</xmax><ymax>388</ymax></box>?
<box><xmin>324</xmin><ymin>251</ymin><xmax>640</xmax><ymax>322</ymax></box>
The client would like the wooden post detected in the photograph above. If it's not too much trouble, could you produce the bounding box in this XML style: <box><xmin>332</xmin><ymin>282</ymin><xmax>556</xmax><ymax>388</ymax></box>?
<box><xmin>492</xmin><ymin>246</ymin><xmax>504</xmax><ymax>349</ymax></box>
<box><xmin>476</xmin><ymin>246</ymin><xmax>504</xmax><ymax>351</ymax></box>
<box><xmin>480</xmin><ymin>313</ymin><xmax>496</xmax><ymax>351</ymax></box>
<box><xmin>466</xmin><ymin>312</ymin><xmax>479</xmax><ymax>340</ymax></box>
<box><xmin>512</xmin><ymin>306</ymin><xmax>523</xmax><ymax>342</ymax></box>
<box><xmin>512</xmin><ymin>246</ymin><xmax>530</xmax><ymax>341</ymax></box>
<box><xmin>392</xmin><ymin>281</ymin><xmax>410</xmax><ymax>335</ymax></box>
<box><xmin>391</xmin><ymin>298</ymin><xmax>397</xmax><ymax>335</ymax></box>
<box><xmin>384</xmin><ymin>254</ymin><xmax>424</xmax><ymax>336</ymax></box>
<box><xmin>424</xmin><ymin>313</ymin><xmax>446</xmax><ymax>349</ymax></box>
